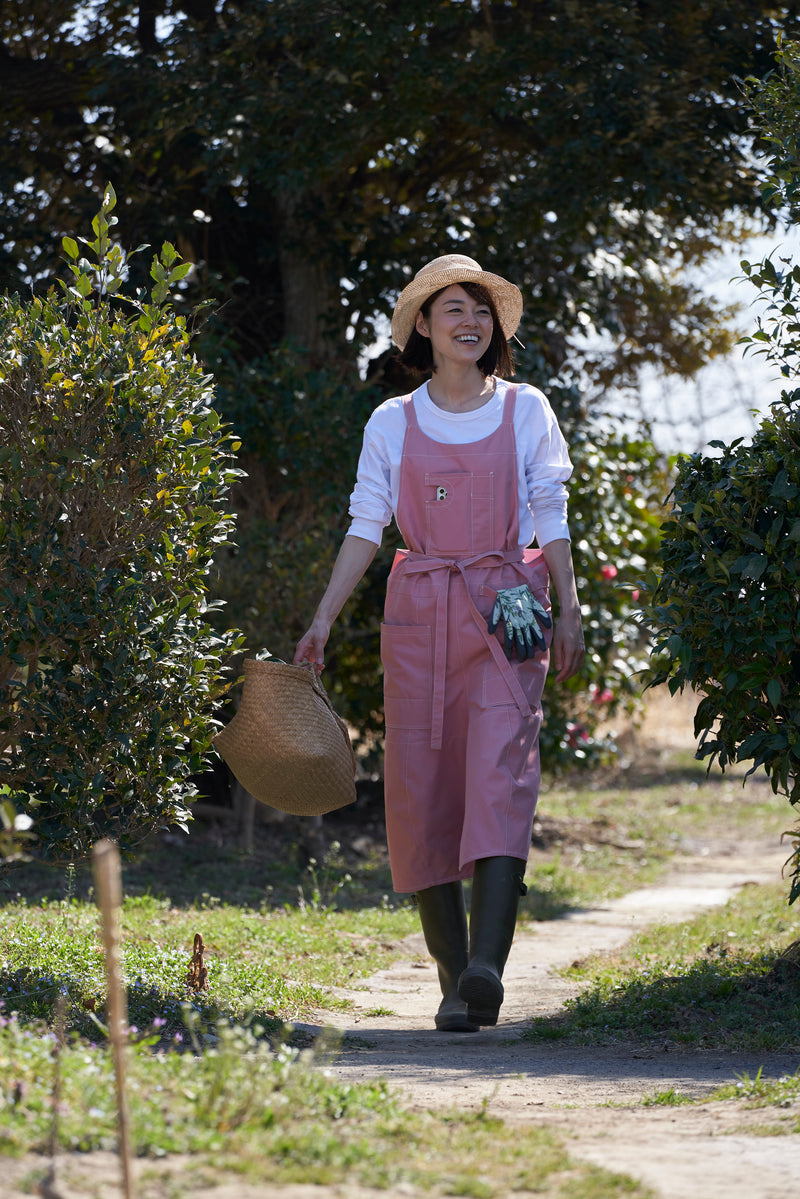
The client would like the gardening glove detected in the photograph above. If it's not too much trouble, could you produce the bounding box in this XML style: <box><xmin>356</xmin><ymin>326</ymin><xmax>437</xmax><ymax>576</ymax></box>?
<box><xmin>488</xmin><ymin>584</ymin><xmax>552</xmax><ymax>662</ymax></box>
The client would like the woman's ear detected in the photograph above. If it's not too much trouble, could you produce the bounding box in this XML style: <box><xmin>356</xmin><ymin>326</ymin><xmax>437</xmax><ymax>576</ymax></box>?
<box><xmin>415</xmin><ymin>309</ymin><xmax>431</xmax><ymax>339</ymax></box>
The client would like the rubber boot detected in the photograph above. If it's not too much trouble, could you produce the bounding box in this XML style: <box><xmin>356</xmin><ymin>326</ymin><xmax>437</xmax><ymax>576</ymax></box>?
<box><xmin>415</xmin><ymin>882</ymin><xmax>479</xmax><ymax>1032</ymax></box>
<box><xmin>457</xmin><ymin>856</ymin><xmax>527</xmax><ymax>1026</ymax></box>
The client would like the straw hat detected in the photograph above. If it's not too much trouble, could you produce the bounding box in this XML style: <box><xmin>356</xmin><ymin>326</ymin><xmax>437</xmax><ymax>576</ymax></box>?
<box><xmin>213</xmin><ymin>659</ymin><xmax>357</xmax><ymax>817</ymax></box>
<box><xmin>391</xmin><ymin>253</ymin><xmax>523</xmax><ymax>350</ymax></box>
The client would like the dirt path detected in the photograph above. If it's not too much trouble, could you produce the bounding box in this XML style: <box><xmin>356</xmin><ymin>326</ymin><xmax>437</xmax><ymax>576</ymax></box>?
<box><xmin>300</xmin><ymin>838</ymin><xmax>800</xmax><ymax>1199</ymax></box>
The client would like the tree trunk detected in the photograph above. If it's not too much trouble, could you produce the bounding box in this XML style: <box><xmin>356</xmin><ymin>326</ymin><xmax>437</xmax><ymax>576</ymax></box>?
<box><xmin>275</xmin><ymin>190</ymin><xmax>344</xmax><ymax>365</ymax></box>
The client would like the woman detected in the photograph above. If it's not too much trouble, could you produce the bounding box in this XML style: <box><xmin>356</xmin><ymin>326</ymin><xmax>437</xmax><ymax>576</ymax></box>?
<box><xmin>294</xmin><ymin>253</ymin><xmax>584</xmax><ymax>1032</ymax></box>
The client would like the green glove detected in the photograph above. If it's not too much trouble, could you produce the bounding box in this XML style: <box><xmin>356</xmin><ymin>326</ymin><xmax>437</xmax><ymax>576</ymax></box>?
<box><xmin>488</xmin><ymin>584</ymin><xmax>552</xmax><ymax>661</ymax></box>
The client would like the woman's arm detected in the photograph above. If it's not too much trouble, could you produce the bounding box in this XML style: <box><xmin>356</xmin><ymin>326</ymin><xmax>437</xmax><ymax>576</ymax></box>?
<box><xmin>541</xmin><ymin>538</ymin><xmax>584</xmax><ymax>683</ymax></box>
<box><xmin>293</xmin><ymin>534</ymin><xmax>378</xmax><ymax>670</ymax></box>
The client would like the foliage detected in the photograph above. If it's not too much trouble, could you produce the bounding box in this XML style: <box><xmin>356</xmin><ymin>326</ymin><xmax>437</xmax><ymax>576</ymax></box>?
<box><xmin>0</xmin><ymin>789</ymin><xmax>34</xmax><ymax>863</ymax></box>
<box><xmin>0</xmin><ymin>185</ymin><xmax>243</xmax><ymax>863</ymax></box>
<box><xmin>207</xmin><ymin>340</ymin><xmax>386</xmax><ymax>717</ymax></box>
<box><xmin>1</xmin><ymin>1</ymin><xmax>795</xmax><ymax>368</ymax></box>
<box><xmin>642</xmin><ymin>42</ymin><xmax>800</xmax><ymax>901</ymax></box>
<box><xmin>538</xmin><ymin>415</ymin><xmax>667</xmax><ymax>767</ymax></box>
<box><xmin>4</xmin><ymin>2</ymin><xmax>797</xmax><ymax>772</ymax></box>
<box><xmin>645</xmin><ymin>421</ymin><xmax>800</xmax><ymax>819</ymax></box>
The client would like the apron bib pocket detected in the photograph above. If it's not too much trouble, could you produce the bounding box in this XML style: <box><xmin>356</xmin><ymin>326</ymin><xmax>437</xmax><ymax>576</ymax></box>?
<box><xmin>424</xmin><ymin>471</ymin><xmax>495</xmax><ymax>554</ymax></box>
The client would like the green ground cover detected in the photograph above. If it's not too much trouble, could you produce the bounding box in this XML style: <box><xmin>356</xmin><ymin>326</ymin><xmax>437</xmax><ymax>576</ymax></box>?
<box><xmin>0</xmin><ymin>1009</ymin><xmax>658</xmax><ymax>1196</ymax></box>
<box><xmin>526</xmin><ymin>880</ymin><xmax>800</xmax><ymax>1054</ymax></box>
<box><xmin>0</xmin><ymin>744</ymin><xmax>797</xmax><ymax>1190</ymax></box>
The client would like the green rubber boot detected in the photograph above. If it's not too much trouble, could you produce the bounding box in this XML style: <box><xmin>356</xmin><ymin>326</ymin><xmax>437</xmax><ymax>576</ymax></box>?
<box><xmin>458</xmin><ymin>856</ymin><xmax>527</xmax><ymax>1026</ymax></box>
<box><xmin>415</xmin><ymin>882</ymin><xmax>479</xmax><ymax>1033</ymax></box>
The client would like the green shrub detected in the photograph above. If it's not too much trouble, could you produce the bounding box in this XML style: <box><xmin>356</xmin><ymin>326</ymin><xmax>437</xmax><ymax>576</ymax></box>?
<box><xmin>539</xmin><ymin>416</ymin><xmax>666</xmax><ymax>768</ymax></box>
<box><xmin>645</xmin><ymin>410</ymin><xmax>800</xmax><ymax>900</ymax></box>
<box><xmin>0</xmin><ymin>186</ymin><xmax>243</xmax><ymax>863</ymax></box>
<box><xmin>643</xmin><ymin>43</ymin><xmax>800</xmax><ymax>902</ymax></box>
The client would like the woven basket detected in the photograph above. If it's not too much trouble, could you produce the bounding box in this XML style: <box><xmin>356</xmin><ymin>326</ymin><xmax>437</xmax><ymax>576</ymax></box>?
<box><xmin>213</xmin><ymin>659</ymin><xmax>357</xmax><ymax>816</ymax></box>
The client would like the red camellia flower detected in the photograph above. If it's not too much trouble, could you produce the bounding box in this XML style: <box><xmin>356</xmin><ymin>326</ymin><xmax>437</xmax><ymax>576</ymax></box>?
<box><xmin>600</xmin><ymin>564</ymin><xmax>618</xmax><ymax>580</ymax></box>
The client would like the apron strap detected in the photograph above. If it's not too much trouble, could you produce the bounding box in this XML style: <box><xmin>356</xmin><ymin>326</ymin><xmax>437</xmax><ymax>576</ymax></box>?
<box><xmin>401</xmin><ymin>393</ymin><xmax>419</xmax><ymax>428</ymax></box>
<box><xmin>501</xmin><ymin>382</ymin><xmax>519</xmax><ymax>424</ymax></box>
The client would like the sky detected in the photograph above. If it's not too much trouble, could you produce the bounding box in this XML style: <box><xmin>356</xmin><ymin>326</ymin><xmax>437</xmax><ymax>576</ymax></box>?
<box><xmin>607</xmin><ymin>224</ymin><xmax>800</xmax><ymax>456</ymax></box>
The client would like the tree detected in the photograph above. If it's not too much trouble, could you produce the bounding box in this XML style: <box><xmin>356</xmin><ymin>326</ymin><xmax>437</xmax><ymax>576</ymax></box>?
<box><xmin>2</xmin><ymin>2</ymin><xmax>796</xmax><ymax>364</ymax></box>
<box><xmin>644</xmin><ymin>41</ymin><xmax>800</xmax><ymax>902</ymax></box>
<box><xmin>3</xmin><ymin>1</ymin><xmax>798</xmax><ymax>767</ymax></box>
<box><xmin>0</xmin><ymin>186</ymin><xmax>243</xmax><ymax>862</ymax></box>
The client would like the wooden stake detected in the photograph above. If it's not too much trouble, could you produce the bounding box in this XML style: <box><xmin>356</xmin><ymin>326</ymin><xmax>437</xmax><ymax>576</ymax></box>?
<box><xmin>40</xmin><ymin>993</ymin><xmax>67</xmax><ymax>1199</ymax></box>
<box><xmin>93</xmin><ymin>839</ymin><xmax>136</xmax><ymax>1199</ymax></box>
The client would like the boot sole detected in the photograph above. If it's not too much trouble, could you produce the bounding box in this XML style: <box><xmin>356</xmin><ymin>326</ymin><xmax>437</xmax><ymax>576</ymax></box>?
<box><xmin>434</xmin><ymin>1012</ymin><xmax>480</xmax><ymax>1033</ymax></box>
<box><xmin>458</xmin><ymin>965</ymin><xmax>504</xmax><ymax>1026</ymax></box>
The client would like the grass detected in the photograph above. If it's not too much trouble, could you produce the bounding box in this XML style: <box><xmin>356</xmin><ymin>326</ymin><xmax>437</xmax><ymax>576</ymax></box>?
<box><xmin>0</xmin><ymin>864</ymin><xmax>420</xmax><ymax>1045</ymax></box>
<box><xmin>0</xmin><ymin>1010</ymin><xmax>660</xmax><ymax>1197</ymax></box>
<box><xmin>0</xmin><ymin>1010</ymin><xmax>658</xmax><ymax>1199</ymax></box>
<box><xmin>0</xmin><ymin>827</ymin><xmax>658</xmax><ymax>1197</ymax></box>
<box><xmin>709</xmin><ymin>1067</ymin><xmax>800</xmax><ymax>1132</ymax></box>
<box><xmin>0</xmin><ymin>717</ymin><xmax>797</xmax><ymax>1192</ymax></box>
<box><xmin>641</xmin><ymin>1088</ymin><xmax>696</xmax><ymax>1107</ymax></box>
<box><xmin>531</xmin><ymin>749</ymin><xmax>787</xmax><ymax>910</ymax></box>
<box><xmin>525</xmin><ymin>881</ymin><xmax>800</xmax><ymax>1051</ymax></box>
<box><xmin>639</xmin><ymin>1068</ymin><xmax>800</xmax><ymax>1128</ymax></box>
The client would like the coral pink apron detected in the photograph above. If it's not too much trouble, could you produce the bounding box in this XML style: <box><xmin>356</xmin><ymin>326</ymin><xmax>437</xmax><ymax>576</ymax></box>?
<box><xmin>381</xmin><ymin>384</ymin><xmax>551</xmax><ymax>893</ymax></box>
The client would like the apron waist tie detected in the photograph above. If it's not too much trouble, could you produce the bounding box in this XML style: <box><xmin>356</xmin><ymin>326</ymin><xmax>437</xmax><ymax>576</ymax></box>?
<box><xmin>398</xmin><ymin>549</ymin><xmax>534</xmax><ymax>749</ymax></box>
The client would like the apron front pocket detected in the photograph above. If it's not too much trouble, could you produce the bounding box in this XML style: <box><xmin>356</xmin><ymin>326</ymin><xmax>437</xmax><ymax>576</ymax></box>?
<box><xmin>481</xmin><ymin>644</ymin><xmax>550</xmax><ymax>709</ymax></box>
<box><xmin>380</xmin><ymin>623</ymin><xmax>433</xmax><ymax>729</ymax></box>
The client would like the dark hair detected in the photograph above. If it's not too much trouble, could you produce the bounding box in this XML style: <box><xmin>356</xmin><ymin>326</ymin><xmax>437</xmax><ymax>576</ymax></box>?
<box><xmin>397</xmin><ymin>280</ymin><xmax>516</xmax><ymax>378</ymax></box>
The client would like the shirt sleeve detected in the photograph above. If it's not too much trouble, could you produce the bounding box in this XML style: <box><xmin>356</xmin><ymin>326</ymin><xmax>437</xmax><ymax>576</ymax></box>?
<box><xmin>521</xmin><ymin>386</ymin><xmax>573</xmax><ymax>548</ymax></box>
<box><xmin>346</xmin><ymin>411</ymin><xmax>395</xmax><ymax>547</ymax></box>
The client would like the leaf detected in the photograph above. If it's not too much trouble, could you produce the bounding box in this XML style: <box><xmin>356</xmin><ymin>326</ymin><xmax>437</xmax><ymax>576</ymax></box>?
<box><xmin>732</xmin><ymin>553</ymin><xmax>768</xmax><ymax>580</ymax></box>
<box><xmin>168</xmin><ymin>262</ymin><xmax>192</xmax><ymax>283</ymax></box>
<box><xmin>160</xmin><ymin>241</ymin><xmax>179</xmax><ymax>268</ymax></box>
<box><xmin>770</xmin><ymin>470</ymin><xmax>798</xmax><ymax>500</ymax></box>
<box><xmin>766</xmin><ymin>678</ymin><xmax>782</xmax><ymax>709</ymax></box>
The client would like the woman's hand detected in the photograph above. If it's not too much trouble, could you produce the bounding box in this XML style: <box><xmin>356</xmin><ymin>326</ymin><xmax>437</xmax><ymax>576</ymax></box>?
<box><xmin>293</xmin><ymin>617</ymin><xmax>331</xmax><ymax>672</ymax></box>
<box><xmin>540</xmin><ymin>539</ymin><xmax>585</xmax><ymax>683</ymax></box>
<box><xmin>550</xmin><ymin>608</ymin><xmax>585</xmax><ymax>683</ymax></box>
<box><xmin>292</xmin><ymin>534</ymin><xmax>379</xmax><ymax>674</ymax></box>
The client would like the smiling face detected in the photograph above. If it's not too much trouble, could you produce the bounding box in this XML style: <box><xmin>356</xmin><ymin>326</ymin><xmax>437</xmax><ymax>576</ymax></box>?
<box><xmin>415</xmin><ymin>284</ymin><xmax>494</xmax><ymax>371</ymax></box>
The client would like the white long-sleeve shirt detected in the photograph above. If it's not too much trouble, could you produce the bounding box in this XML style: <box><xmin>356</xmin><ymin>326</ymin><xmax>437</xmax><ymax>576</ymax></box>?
<box><xmin>347</xmin><ymin>378</ymin><xmax>572</xmax><ymax>549</ymax></box>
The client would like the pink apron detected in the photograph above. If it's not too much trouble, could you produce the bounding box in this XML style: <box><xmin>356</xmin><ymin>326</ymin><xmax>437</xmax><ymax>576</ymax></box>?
<box><xmin>381</xmin><ymin>384</ymin><xmax>551</xmax><ymax>893</ymax></box>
